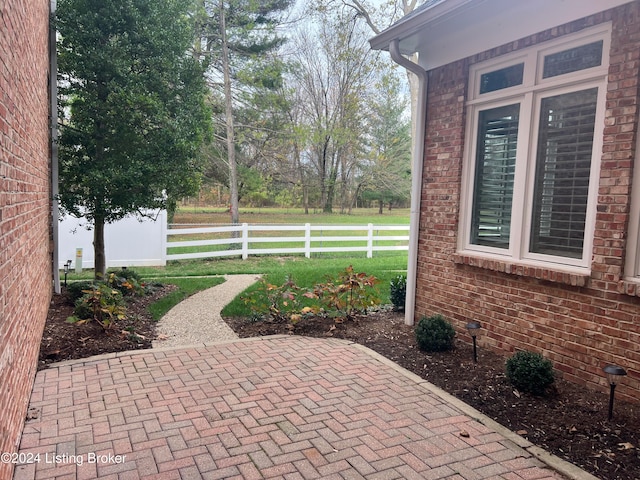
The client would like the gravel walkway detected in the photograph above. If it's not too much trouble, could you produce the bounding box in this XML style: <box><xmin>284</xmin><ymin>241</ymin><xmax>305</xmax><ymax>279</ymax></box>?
<box><xmin>152</xmin><ymin>274</ymin><xmax>260</xmax><ymax>349</ymax></box>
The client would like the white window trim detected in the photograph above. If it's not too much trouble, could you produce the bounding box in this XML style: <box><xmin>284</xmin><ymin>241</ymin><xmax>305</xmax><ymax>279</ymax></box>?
<box><xmin>624</xmin><ymin>130</ymin><xmax>640</xmax><ymax>282</ymax></box>
<box><xmin>458</xmin><ymin>24</ymin><xmax>611</xmax><ymax>273</ymax></box>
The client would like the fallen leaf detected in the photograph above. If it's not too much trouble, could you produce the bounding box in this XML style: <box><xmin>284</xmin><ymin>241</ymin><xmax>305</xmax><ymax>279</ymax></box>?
<box><xmin>459</xmin><ymin>430</ymin><xmax>470</xmax><ymax>438</ymax></box>
<box><xmin>156</xmin><ymin>334</ymin><xmax>169</xmax><ymax>341</ymax></box>
<box><xmin>26</xmin><ymin>408</ymin><xmax>40</xmax><ymax>420</ymax></box>
<box><xmin>618</xmin><ymin>442</ymin><xmax>634</xmax><ymax>451</ymax></box>
<box><xmin>324</xmin><ymin>325</ymin><xmax>336</xmax><ymax>336</ymax></box>
<box><xmin>516</xmin><ymin>430</ymin><xmax>528</xmax><ymax>436</ymax></box>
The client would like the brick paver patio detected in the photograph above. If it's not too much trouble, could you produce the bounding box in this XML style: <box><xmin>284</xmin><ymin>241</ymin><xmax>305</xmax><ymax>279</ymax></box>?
<box><xmin>12</xmin><ymin>336</ymin><xmax>590</xmax><ymax>479</ymax></box>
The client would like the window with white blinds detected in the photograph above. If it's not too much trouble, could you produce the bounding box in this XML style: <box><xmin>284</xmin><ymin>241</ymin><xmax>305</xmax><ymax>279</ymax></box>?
<box><xmin>471</xmin><ymin>105</ymin><xmax>519</xmax><ymax>248</ymax></box>
<box><xmin>461</xmin><ymin>26</ymin><xmax>609</xmax><ymax>269</ymax></box>
<box><xmin>530</xmin><ymin>88</ymin><xmax>598</xmax><ymax>258</ymax></box>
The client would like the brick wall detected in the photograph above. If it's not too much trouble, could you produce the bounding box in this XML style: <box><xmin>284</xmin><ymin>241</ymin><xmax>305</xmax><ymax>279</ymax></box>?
<box><xmin>0</xmin><ymin>0</ymin><xmax>52</xmax><ymax>476</ymax></box>
<box><xmin>416</xmin><ymin>2</ymin><xmax>640</xmax><ymax>402</ymax></box>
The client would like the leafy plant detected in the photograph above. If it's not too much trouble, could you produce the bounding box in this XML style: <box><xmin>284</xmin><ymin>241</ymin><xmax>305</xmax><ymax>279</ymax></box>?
<box><xmin>389</xmin><ymin>274</ymin><xmax>406</xmax><ymax>311</ymax></box>
<box><xmin>305</xmin><ymin>266</ymin><xmax>379</xmax><ymax>321</ymax></box>
<box><xmin>109</xmin><ymin>267</ymin><xmax>142</xmax><ymax>282</ymax></box>
<box><xmin>505</xmin><ymin>350</ymin><xmax>555</xmax><ymax>395</ymax></box>
<box><xmin>65</xmin><ymin>280</ymin><xmax>95</xmax><ymax>304</ymax></box>
<box><xmin>415</xmin><ymin>314</ymin><xmax>455</xmax><ymax>352</ymax></box>
<box><xmin>67</xmin><ymin>283</ymin><xmax>127</xmax><ymax>329</ymax></box>
<box><xmin>123</xmin><ymin>326</ymin><xmax>144</xmax><ymax>343</ymax></box>
<box><xmin>243</xmin><ymin>276</ymin><xmax>302</xmax><ymax>323</ymax></box>
<box><xmin>106</xmin><ymin>270</ymin><xmax>144</xmax><ymax>297</ymax></box>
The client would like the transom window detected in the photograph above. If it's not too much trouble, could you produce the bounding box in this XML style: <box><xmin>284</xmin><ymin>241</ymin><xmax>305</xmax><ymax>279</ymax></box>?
<box><xmin>460</xmin><ymin>26</ymin><xmax>610</xmax><ymax>270</ymax></box>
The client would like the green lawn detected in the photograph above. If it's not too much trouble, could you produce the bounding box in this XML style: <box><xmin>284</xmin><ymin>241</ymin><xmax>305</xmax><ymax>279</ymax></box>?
<box><xmin>219</xmin><ymin>256</ymin><xmax>407</xmax><ymax>318</ymax></box>
<box><xmin>64</xmin><ymin>207</ymin><xmax>410</xmax><ymax>320</ymax></box>
<box><xmin>172</xmin><ymin>206</ymin><xmax>410</xmax><ymax>225</ymax></box>
<box><xmin>63</xmin><ymin>255</ymin><xmax>408</xmax><ymax>321</ymax></box>
<box><xmin>147</xmin><ymin>276</ymin><xmax>225</xmax><ymax>320</ymax></box>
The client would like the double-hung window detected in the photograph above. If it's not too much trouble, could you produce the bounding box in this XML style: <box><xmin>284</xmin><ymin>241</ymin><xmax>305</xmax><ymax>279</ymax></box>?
<box><xmin>460</xmin><ymin>26</ymin><xmax>609</xmax><ymax>271</ymax></box>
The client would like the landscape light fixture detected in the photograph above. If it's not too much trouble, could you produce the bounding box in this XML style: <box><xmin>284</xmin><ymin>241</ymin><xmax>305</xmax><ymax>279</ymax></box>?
<box><xmin>603</xmin><ymin>364</ymin><xmax>627</xmax><ymax>421</ymax></box>
<box><xmin>63</xmin><ymin>260</ymin><xmax>72</xmax><ymax>286</ymax></box>
<box><xmin>466</xmin><ymin>321</ymin><xmax>481</xmax><ymax>363</ymax></box>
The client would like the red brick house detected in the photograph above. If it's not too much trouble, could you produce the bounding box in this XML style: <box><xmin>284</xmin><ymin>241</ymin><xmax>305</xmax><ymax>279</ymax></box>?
<box><xmin>371</xmin><ymin>0</ymin><xmax>640</xmax><ymax>401</ymax></box>
<box><xmin>0</xmin><ymin>0</ymin><xmax>53</xmax><ymax>475</ymax></box>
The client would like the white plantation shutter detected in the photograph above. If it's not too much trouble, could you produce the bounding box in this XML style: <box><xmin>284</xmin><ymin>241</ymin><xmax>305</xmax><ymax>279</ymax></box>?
<box><xmin>529</xmin><ymin>88</ymin><xmax>598</xmax><ymax>258</ymax></box>
<box><xmin>471</xmin><ymin>104</ymin><xmax>520</xmax><ymax>249</ymax></box>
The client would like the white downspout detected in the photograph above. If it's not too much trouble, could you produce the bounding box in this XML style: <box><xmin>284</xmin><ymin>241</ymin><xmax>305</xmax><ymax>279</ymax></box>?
<box><xmin>51</xmin><ymin>0</ymin><xmax>60</xmax><ymax>294</ymax></box>
<box><xmin>389</xmin><ymin>39</ymin><xmax>428</xmax><ymax>326</ymax></box>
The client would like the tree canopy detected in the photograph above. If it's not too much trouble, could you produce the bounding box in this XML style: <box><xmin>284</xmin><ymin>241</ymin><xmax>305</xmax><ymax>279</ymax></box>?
<box><xmin>57</xmin><ymin>0</ymin><xmax>212</xmax><ymax>276</ymax></box>
<box><xmin>196</xmin><ymin>0</ymin><xmax>294</xmax><ymax>224</ymax></box>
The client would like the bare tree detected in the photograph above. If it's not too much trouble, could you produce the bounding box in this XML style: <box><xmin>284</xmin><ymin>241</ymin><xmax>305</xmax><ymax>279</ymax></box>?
<box><xmin>316</xmin><ymin>0</ymin><xmax>422</xmax><ymax>158</ymax></box>
<box><xmin>290</xmin><ymin>10</ymin><xmax>376</xmax><ymax>212</ymax></box>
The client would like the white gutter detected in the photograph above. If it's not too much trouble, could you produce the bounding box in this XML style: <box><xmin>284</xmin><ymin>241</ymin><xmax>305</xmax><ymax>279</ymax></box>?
<box><xmin>389</xmin><ymin>39</ymin><xmax>427</xmax><ymax>326</ymax></box>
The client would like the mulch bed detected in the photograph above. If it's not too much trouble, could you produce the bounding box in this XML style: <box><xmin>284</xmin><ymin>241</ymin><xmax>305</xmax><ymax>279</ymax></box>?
<box><xmin>38</xmin><ymin>285</ymin><xmax>176</xmax><ymax>368</ymax></box>
<box><xmin>40</xmin><ymin>289</ymin><xmax>639</xmax><ymax>479</ymax></box>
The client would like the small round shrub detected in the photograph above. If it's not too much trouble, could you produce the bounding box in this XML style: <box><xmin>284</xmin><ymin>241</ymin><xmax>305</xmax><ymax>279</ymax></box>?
<box><xmin>389</xmin><ymin>275</ymin><xmax>406</xmax><ymax>311</ymax></box>
<box><xmin>505</xmin><ymin>350</ymin><xmax>555</xmax><ymax>395</ymax></box>
<box><xmin>415</xmin><ymin>314</ymin><xmax>455</xmax><ymax>352</ymax></box>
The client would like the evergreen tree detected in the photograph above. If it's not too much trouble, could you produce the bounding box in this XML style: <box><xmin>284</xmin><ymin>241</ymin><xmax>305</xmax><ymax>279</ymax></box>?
<box><xmin>361</xmin><ymin>72</ymin><xmax>411</xmax><ymax>211</ymax></box>
<box><xmin>197</xmin><ymin>0</ymin><xmax>294</xmax><ymax>224</ymax></box>
<box><xmin>57</xmin><ymin>0</ymin><xmax>212</xmax><ymax>277</ymax></box>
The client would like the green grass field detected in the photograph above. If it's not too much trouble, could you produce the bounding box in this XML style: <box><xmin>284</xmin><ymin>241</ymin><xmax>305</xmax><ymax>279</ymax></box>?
<box><xmin>172</xmin><ymin>206</ymin><xmax>410</xmax><ymax>225</ymax></box>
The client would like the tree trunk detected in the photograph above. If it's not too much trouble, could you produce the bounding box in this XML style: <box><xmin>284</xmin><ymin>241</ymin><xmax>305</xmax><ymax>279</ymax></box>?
<box><xmin>324</xmin><ymin>173</ymin><xmax>337</xmax><ymax>213</ymax></box>
<box><xmin>339</xmin><ymin>149</ymin><xmax>348</xmax><ymax>214</ymax></box>
<box><xmin>93</xmin><ymin>215</ymin><xmax>106</xmax><ymax>279</ymax></box>
<box><xmin>323</xmin><ymin>151</ymin><xmax>338</xmax><ymax>213</ymax></box>
<box><xmin>220</xmin><ymin>1</ymin><xmax>239</xmax><ymax>227</ymax></box>
<box><xmin>378</xmin><ymin>199</ymin><xmax>383</xmax><ymax>214</ymax></box>
<box><xmin>348</xmin><ymin>183</ymin><xmax>362</xmax><ymax>215</ymax></box>
<box><xmin>293</xmin><ymin>138</ymin><xmax>309</xmax><ymax>214</ymax></box>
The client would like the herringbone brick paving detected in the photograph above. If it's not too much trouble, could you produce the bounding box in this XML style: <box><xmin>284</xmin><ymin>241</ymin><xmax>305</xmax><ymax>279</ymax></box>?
<box><xmin>13</xmin><ymin>336</ymin><xmax>572</xmax><ymax>479</ymax></box>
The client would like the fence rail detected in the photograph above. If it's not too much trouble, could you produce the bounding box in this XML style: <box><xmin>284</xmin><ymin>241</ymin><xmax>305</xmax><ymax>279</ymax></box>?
<box><xmin>166</xmin><ymin>223</ymin><xmax>409</xmax><ymax>261</ymax></box>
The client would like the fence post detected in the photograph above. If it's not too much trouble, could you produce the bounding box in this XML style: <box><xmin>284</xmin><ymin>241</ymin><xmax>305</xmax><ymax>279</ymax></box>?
<box><xmin>367</xmin><ymin>223</ymin><xmax>374</xmax><ymax>259</ymax></box>
<box><xmin>242</xmin><ymin>223</ymin><xmax>249</xmax><ymax>260</ymax></box>
<box><xmin>305</xmin><ymin>223</ymin><xmax>311</xmax><ymax>258</ymax></box>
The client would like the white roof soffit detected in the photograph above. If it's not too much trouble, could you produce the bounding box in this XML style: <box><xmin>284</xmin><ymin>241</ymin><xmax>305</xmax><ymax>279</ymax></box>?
<box><xmin>370</xmin><ymin>0</ymin><xmax>636</xmax><ymax>71</ymax></box>
<box><xmin>369</xmin><ymin>0</ymin><xmax>475</xmax><ymax>54</ymax></box>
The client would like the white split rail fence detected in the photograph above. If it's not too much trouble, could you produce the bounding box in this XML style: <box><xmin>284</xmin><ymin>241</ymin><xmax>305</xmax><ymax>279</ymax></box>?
<box><xmin>166</xmin><ymin>223</ymin><xmax>410</xmax><ymax>261</ymax></box>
